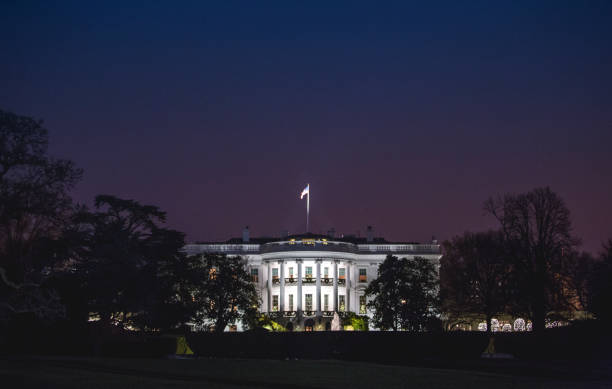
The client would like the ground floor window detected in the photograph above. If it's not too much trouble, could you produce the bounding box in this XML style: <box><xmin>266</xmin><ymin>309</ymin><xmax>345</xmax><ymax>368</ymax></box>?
<box><xmin>359</xmin><ymin>295</ymin><xmax>366</xmax><ymax>314</ymax></box>
<box><xmin>323</xmin><ymin>294</ymin><xmax>329</xmax><ymax>311</ymax></box>
<box><xmin>339</xmin><ymin>295</ymin><xmax>346</xmax><ymax>311</ymax></box>
<box><xmin>288</xmin><ymin>294</ymin><xmax>294</xmax><ymax>311</ymax></box>
<box><xmin>250</xmin><ymin>268</ymin><xmax>258</xmax><ymax>282</ymax></box>
<box><xmin>272</xmin><ymin>295</ymin><xmax>279</xmax><ymax>311</ymax></box>
<box><xmin>305</xmin><ymin>294</ymin><xmax>313</xmax><ymax>311</ymax></box>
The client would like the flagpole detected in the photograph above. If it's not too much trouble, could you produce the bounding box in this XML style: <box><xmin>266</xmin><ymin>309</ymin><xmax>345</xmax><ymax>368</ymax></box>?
<box><xmin>306</xmin><ymin>183</ymin><xmax>310</xmax><ymax>233</ymax></box>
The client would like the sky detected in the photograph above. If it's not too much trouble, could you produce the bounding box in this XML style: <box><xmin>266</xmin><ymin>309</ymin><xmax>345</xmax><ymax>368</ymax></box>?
<box><xmin>1</xmin><ymin>1</ymin><xmax>611</xmax><ymax>253</ymax></box>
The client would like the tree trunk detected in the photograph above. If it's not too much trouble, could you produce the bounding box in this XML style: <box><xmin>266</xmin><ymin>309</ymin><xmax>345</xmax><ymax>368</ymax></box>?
<box><xmin>533</xmin><ymin>256</ymin><xmax>547</xmax><ymax>334</ymax></box>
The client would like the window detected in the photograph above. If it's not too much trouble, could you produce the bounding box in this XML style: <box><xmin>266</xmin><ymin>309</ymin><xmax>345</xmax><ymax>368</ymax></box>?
<box><xmin>359</xmin><ymin>296</ymin><xmax>367</xmax><ymax>314</ymax></box>
<box><xmin>339</xmin><ymin>268</ymin><xmax>346</xmax><ymax>279</ymax></box>
<box><xmin>359</xmin><ymin>268</ymin><xmax>367</xmax><ymax>282</ymax></box>
<box><xmin>288</xmin><ymin>294</ymin><xmax>294</xmax><ymax>311</ymax></box>
<box><xmin>272</xmin><ymin>268</ymin><xmax>279</xmax><ymax>279</ymax></box>
<box><xmin>306</xmin><ymin>266</ymin><xmax>313</xmax><ymax>278</ymax></box>
<box><xmin>288</xmin><ymin>266</ymin><xmax>294</xmax><ymax>278</ymax></box>
<box><xmin>305</xmin><ymin>294</ymin><xmax>313</xmax><ymax>311</ymax></box>
<box><xmin>324</xmin><ymin>267</ymin><xmax>329</xmax><ymax>278</ymax></box>
<box><xmin>339</xmin><ymin>295</ymin><xmax>346</xmax><ymax>311</ymax></box>
<box><xmin>323</xmin><ymin>294</ymin><xmax>329</xmax><ymax>311</ymax></box>
<box><xmin>250</xmin><ymin>268</ymin><xmax>258</xmax><ymax>282</ymax></box>
<box><xmin>209</xmin><ymin>268</ymin><xmax>217</xmax><ymax>280</ymax></box>
<box><xmin>272</xmin><ymin>295</ymin><xmax>279</xmax><ymax>311</ymax></box>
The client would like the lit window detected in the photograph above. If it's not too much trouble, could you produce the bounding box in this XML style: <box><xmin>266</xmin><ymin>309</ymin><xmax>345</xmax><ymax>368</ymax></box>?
<box><xmin>272</xmin><ymin>295</ymin><xmax>279</xmax><ymax>311</ymax></box>
<box><xmin>339</xmin><ymin>295</ymin><xmax>346</xmax><ymax>311</ymax></box>
<box><xmin>359</xmin><ymin>268</ymin><xmax>367</xmax><ymax>282</ymax></box>
<box><xmin>339</xmin><ymin>268</ymin><xmax>346</xmax><ymax>279</ymax></box>
<box><xmin>359</xmin><ymin>296</ymin><xmax>366</xmax><ymax>314</ymax></box>
<box><xmin>324</xmin><ymin>294</ymin><xmax>329</xmax><ymax>311</ymax></box>
<box><xmin>272</xmin><ymin>268</ymin><xmax>279</xmax><ymax>280</ymax></box>
<box><xmin>306</xmin><ymin>266</ymin><xmax>313</xmax><ymax>278</ymax></box>
<box><xmin>324</xmin><ymin>267</ymin><xmax>329</xmax><ymax>278</ymax></box>
<box><xmin>209</xmin><ymin>268</ymin><xmax>217</xmax><ymax>280</ymax></box>
<box><xmin>305</xmin><ymin>294</ymin><xmax>313</xmax><ymax>311</ymax></box>
<box><xmin>250</xmin><ymin>268</ymin><xmax>258</xmax><ymax>282</ymax></box>
<box><xmin>288</xmin><ymin>266</ymin><xmax>294</xmax><ymax>278</ymax></box>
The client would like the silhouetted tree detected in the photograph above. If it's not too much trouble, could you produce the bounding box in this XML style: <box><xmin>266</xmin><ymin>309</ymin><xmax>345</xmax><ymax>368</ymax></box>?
<box><xmin>561</xmin><ymin>250</ymin><xmax>597</xmax><ymax>319</ymax></box>
<box><xmin>590</xmin><ymin>240</ymin><xmax>612</xmax><ymax>322</ymax></box>
<box><xmin>0</xmin><ymin>109</ymin><xmax>81</xmax><ymax>323</ymax></box>
<box><xmin>190</xmin><ymin>254</ymin><xmax>259</xmax><ymax>332</ymax></box>
<box><xmin>485</xmin><ymin>187</ymin><xmax>579</xmax><ymax>333</ymax></box>
<box><xmin>365</xmin><ymin>255</ymin><xmax>439</xmax><ymax>331</ymax></box>
<box><xmin>76</xmin><ymin>195</ymin><xmax>194</xmax><ymax>330</ymax></box>
<box><xmin>441</xmin><ymin>231</ymin><xmax>517</xmax><ymax>332</ymax></box>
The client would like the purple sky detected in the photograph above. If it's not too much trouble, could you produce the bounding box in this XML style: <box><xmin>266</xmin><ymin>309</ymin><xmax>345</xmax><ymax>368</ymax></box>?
<box><xmin>1</xmin><ymin>2</ymin><xmax>611</xmax><ymax>253</ymax></box>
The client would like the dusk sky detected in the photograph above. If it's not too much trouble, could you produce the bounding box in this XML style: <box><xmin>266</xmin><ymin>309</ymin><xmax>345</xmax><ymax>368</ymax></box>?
<box><xmin>2</xmin><ymin>1</ymin><xmax>611</xmax><ymax>253</ymax></box>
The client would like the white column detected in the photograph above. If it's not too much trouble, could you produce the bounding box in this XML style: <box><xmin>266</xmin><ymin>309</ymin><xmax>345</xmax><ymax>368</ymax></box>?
<box><xmin>333</xmin><ymin>260</ymin><xmax>339</xmax><ymax>311</ymax></box>
<box><xmin>297</xmin><ymin>259</ymin><xmax>303</xmax><ymax>313</ymax></box>
<box><xmin>267</xmin><ymin>261</ymin><xmax>272</xmax><ymax>312</ymax></box>
<box><xmin>316</xmin><ymin>259</ymin><xmax>322</xmax><ymax>315</ymax></box>
<box><xmin>279</xmin><ymin>260</ymin><xmax>285</xmax><ymax>312</ymax></box>
<box><xmin>346</xmin><ymin>261</ymin><xmax>351</xmax><ymax>312</ymax></box>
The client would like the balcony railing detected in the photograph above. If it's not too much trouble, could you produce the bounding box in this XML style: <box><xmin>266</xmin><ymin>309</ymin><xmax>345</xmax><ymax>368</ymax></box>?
<box><xmin>304</xmin><ymin>310</ymin><xmax>315</xmax><ymax>317</ymax></box>
<box><xmin>270</xmin><ymin>276</ymin><xmax>354</xmax><ymax>286</ymax></box>
<box><xmin>356</xmin><ymin>243</ymin><xmax>441</xmax><ymax>254</ymax></box>
<box><xmin>283</xmin><ymin>311</ymin><xmax>296</xmax><ymax>317</ymax></box>
<box><xmin>322</xmin><ymin>311</ymin><xmax>334</xmax><ymax>317</ymax></box>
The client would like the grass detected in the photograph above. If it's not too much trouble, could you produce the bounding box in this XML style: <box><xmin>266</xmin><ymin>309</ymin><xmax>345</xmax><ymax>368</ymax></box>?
<box><xmin>1</xmin><ymin>356</ymin><xmax>611</xmax><ymax>389</ymax></box>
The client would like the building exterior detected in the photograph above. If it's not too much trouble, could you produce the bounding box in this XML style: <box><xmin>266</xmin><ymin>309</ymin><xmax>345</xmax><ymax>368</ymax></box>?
<box><xmin>184</xmin><ymin>227</ymin><xmax>442</xmax><ymax>331</ymax></box>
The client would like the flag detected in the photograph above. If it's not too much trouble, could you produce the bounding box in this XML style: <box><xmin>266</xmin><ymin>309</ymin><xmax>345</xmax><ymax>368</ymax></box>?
<box><xmin>300</xmin><ymin>184</ymin><xmax>309</xmax><ymax>199</ymax></box>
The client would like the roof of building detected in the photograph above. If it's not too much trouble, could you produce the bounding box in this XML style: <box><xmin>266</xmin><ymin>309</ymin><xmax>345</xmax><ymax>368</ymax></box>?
<box><xmin>194</xmin><ymin>232</ymin><xmax>423</xmax><ymax>245</ymax></box>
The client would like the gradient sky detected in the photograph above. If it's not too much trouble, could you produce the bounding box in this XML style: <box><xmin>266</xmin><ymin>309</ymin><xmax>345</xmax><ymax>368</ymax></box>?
<box><xmin>1</xmin><ymin>1</ymin><xmax>611</xmax><ymax>253</ymax></box>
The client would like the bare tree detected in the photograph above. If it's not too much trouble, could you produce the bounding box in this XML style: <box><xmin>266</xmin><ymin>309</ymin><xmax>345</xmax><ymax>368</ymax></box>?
<box><xmin>0</xmin><ymin>109</ymin><xmax>81</xmax><ymax>323</ymax></box>
<box><xmin>441</xmin><ymin>230</ymin><xmax>516</xmax><ymax>332</ymax></box>
<box><xmin>484</xmin><ymin>187</ymin><xmax>579</xmax><ymax>333</ymax></box>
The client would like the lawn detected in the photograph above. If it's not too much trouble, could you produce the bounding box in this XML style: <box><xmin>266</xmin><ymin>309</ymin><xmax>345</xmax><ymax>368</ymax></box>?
<box><xmin>1</xmin><ymin>356</ymin><xmax>611</xmax><ymax>389</ymax></box>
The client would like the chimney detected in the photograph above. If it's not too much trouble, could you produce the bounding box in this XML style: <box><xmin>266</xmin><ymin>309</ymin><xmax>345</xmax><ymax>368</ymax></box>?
<box><xmin>242</xmin><ymin>226</ymin><xmax>250</xmax><ymax>243</ymax></box>
<box><xmin>327</xmin><ymin>227</ymin><xmax>336</xmax><ymax>238</ymax></box>
<box><xmin>431</xmin><ymin>235</ymin><xmax>438</xmax><ymax>244</ymax></box>
<box><xmin>366</xmin><ymin>226</ymin><xmax>374</xmax><ymax>243</ymax></box>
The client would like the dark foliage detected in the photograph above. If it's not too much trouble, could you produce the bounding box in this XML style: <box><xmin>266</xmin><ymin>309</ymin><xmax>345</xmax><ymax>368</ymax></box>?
<box><xmin>69</xmin><ymin>195</ymin><xmax>195</xmax><ymax>331</ymax></box>
<box><xmin>190</xmin><ymin>254</ymin><xmax>260</xmax><ymax>332</ymax></box>
<box><xmin>365</xmin><ymin>255</ymin><xmax>439</xmax><ymax>331</ymax></box>
<box><xmin>0</xmin><ymin>109</ymin><xmax>82</xmax><ymax>324</ymax></box>
<box><xmin>589</xmin><ymin>240</ymin><xmax>612</xmax><ymax>322</ymax></box>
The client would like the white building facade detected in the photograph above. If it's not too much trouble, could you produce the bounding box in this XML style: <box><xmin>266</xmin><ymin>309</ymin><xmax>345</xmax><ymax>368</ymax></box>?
<box><xmin>184</xmin><ymin>230</ymin><xmax>442</xmax><ymax>331</ymax></box>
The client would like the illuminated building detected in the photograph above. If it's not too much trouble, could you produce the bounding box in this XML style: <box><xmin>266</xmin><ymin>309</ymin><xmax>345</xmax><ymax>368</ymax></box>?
<box><xmin>184</xmin><ymin>227</ymin><xmax>442</xmax><ymax>331</ymax></box>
